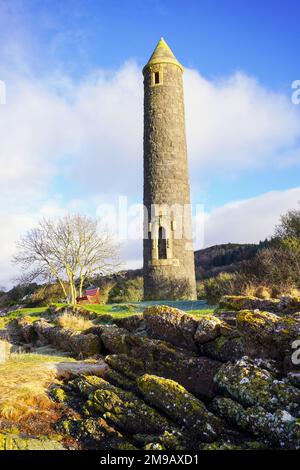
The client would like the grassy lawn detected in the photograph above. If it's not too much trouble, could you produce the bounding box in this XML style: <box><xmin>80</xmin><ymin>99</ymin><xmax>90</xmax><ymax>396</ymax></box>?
<box><xmin>83</xmin><ymin>302</ymin><xmax>215</xmax><ymax>319</ymax></box>
<box><xmin>83</xmin><ymin>303</ymin><xmax>139</xmax><ymax>317</ymax></box>
<box><xmin>0</xmin><ymin>301</ymin><xmax>215</xmax><ymax>329</ymax></box>
<box><xmin>0</xmin><ymin>307</ymin><xmax>48</xmax><ymax>329</ymax></box>
<box><xmin>188</xmin><ymin>309</ymin><xmax>215</xmax><ymax>318</ymax></box>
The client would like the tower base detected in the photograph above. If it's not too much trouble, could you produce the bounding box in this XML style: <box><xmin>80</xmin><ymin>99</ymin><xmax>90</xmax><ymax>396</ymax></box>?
<box><xmin>143</xmin><ymin>265</ymin><xmax>197</xmax><ymax>301</ymax></box>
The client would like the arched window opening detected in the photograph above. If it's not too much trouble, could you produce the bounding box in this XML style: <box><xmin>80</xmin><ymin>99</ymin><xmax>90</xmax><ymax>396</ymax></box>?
<box><xmin>158</xmin><ymin>227</ymin><xmax>167</xmax><ymax>259</ymax></box>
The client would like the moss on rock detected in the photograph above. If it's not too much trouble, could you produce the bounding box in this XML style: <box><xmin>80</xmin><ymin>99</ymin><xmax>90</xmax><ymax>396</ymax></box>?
<box><xmin>200</xmin><ymin>440</ymin><xmax>267</xmax><ymax>450</ymax></box>
<box><xmin>219</xmin><ymin>296</ymin><xmax>280</xmax><ymax>312</ymax></box>
<box><xmin>143</xmin><ymin>305</ymin><xmax>199</xmax><ymax>352</ymax></box>
<box><xmin>100</xmin><ymin>325</ymin><xmax>131</xmax><ymax>355</ymax></box>
<box><xmin>105</xmin><ymin>354</ymin><xmax>145</xmax><ymax>379</ymax></box>
<box><xmin>194</xmin><ymin>315</ymin><xmax>232</xmax><ymax>346</ymax></box>
<box><xmin>134</xmin><ymin>428</ymin><xmax>193</xmax><ymax>450</ymax></box>
<box><xmin>103</xmin><ymin>368</ymin><xmax>139</xmax><ymax>393</ymax></box>
<box><xmin>137</xmin><ymin>374</ymin><xmax>224</xmax><ymax>442</ymax></box>
<box><xmin>80</xmin><ymin>376</ymin><xmax>173</xmax><ymax>436</ymax></box>
<box><xmin>56</xmin><ymin>416</ymin><xmax>136</xmax><ymax>450</ymax></box>
<box><xmin>0</xmin><ymin>433</ymin><xmax>65</xmax><ymax>450</ymax></box>
<box><xmin>49</xmin><ymin>386</ymin><xmax>70</xmax><ymax>404</ymax></box>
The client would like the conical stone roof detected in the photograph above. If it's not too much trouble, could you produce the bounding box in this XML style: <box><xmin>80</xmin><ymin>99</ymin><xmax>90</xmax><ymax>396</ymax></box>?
<box><xmin>143</xmin><ymin>38</ymin><xmax>183</xmax><ymax>73</ymax></box>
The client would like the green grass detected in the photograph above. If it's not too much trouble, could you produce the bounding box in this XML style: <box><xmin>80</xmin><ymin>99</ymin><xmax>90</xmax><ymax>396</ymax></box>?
<box><xmin>188</xmin><ymin>308</ymin><xmax>214</xmax><ymax>318</ymax></box>
<box><xmin>0</xmin><ymin>302</ymin><xmax>215</xmax><ymax>330</ymax></box>
<box><xmin>82</xmin><ymin>303</ymin><xmax>139</xmax><ymax>321</ymax></box>
<box><xmin>82</xmin><ymin>304</ymin><xmax>120</xmax><ymax>314</ymax></box>
<box><xmin>82</xmin><ymin>303</ymin><xmax>214</xmax><ymax>320</ymax></box>
<box><xmin>0</xmin><ymin>307</ymin><xmax>47</xmax><ymax>329</ymax></box>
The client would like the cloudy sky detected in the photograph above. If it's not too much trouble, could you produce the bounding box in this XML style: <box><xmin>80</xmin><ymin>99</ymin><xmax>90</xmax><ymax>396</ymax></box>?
<box><xmin>0</xmin><ymin>0</ymin><xmax>300</xmax><ymax>287</ymax></box>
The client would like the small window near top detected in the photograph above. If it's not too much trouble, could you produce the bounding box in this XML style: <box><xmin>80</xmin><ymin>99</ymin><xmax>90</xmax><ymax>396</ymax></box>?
<box><xmin>154</xmin><ymin>72</ymin><xmax>160</xmax><ymax>84</ymax></box>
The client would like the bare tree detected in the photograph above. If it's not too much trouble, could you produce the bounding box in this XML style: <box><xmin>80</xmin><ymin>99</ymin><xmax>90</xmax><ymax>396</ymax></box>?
<box><xmin>13</xmin><ymin>214</ymin><xmax>121</xmax><ymax>305</ymax></box>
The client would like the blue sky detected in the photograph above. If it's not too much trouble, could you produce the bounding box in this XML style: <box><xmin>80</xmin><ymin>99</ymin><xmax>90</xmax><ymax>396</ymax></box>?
<box><xmin>2</xmin><ymin>0</ymin><xmax>299</xmax><ymax>87</ymax></box>
<box><xmin>0</xmin><ymin>0</ymin><xmax>300</xmax><ymax>285</ymax></box>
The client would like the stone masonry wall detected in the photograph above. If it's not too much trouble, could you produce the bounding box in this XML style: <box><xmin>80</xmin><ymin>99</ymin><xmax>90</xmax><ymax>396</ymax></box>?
<box><xmin>143</xmin><ymin>62</ymin><xmax>197</xmax><ymax>300</ymax></box>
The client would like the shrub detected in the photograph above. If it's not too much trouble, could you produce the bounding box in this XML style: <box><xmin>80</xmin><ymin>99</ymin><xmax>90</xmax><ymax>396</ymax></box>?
<box><xmin>242</xmin><ymin>246</ymin><xmax>300</xmax><ymax>293</ymax></box>
<box><xmin>97</xmin><ymin>282</ymin><xmax>114</xmax><ymax>304</ymax></box>
<box><xmin>28</xmin><ymin>283</ymin><xmax>67</xmax><ymax>307</ymax></box>
<box><xmin>196</xmin><ymin>281</ymin><xmax>206</xmax><ymax>300</ymax></box>
<box><xmin>108</xmin><ymin>277</ymin><xmax>143</xmax><ymax>303</ymax></box>
<box><xmin>238</xmin><ymin>207</ymin><xmax>300</xmax><ymax>296</ymax></box>
<box><xmin>6</xmin><ymin>283</ymin><xmax>39</xmax><ymax>303</ymax></box>
<box><xmin>203</xmin><ymin>273</ymin><xmax>238</xmax><ymax>304</ymax></box>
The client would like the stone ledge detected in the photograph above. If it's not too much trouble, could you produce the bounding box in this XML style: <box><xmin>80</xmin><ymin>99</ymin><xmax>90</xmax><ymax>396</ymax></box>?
<box><xmin>150</xmin><ymin>258</ymin><xmax>179</xmax><ymax>266</ymax></box>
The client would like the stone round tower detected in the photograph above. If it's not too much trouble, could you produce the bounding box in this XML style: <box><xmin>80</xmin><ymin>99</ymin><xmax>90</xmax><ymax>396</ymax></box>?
<box><xmin>143</xmin><ymin>38</ymin><xmax>197</xmax><ymax>300</ymax></box>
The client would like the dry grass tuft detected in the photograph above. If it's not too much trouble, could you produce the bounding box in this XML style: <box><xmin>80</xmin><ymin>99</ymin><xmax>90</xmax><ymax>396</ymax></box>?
<box><xmin>57</xmin><ymin>313</ymin><xmax>93</xmax><ymax>332</ymax></box>
<box><xmin>254</xmin><ymin>285</ymin><xmax>271</xmax><ymax>299</ymax></box>
<box><xmin>289</xmin><ymin>287</ymin><xmax>300</xmax><ymax>297</ymax></box>
<box><xmin>0</xmin><ymin>353</ymin><xmax>73</xmax><ymax>427</ymax></box>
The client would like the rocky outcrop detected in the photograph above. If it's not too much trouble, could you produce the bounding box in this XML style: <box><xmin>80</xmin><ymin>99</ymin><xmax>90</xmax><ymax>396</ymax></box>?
<box><xmin>278</xmin><ymin>296</ymin><xmax>300</xmax><ymax>314</ymax></box>
<box><xmin>104</xmin><ymin>335</ymin><xmax>222</xmax><ymax>399</ymax></box>
<box><xmin>199</xmin><ymin>309</ymin><xmax>300</xmax><ymax>362</ymax></box>
<box><xmin>213</xmin><ymin>397</ymin><xmax>300</xmax><ymax>449</ymax></box>
<box><xmin>31</xmin><ymin>320</ymin><xmax>102</xmax><ymax>357</ymax></box>
<box><xmin>143</xmin><ymin>305</ymin><xmax>199</xmax><ymax>351</ymax></box>
<box><xmin>137</xmin><ymin>374</ymin><xmax>224</xmax><ymax>442</ymax></box>
<box><xmin>194</xmin><ymin>316</ymin><xmax>230</xmax><ymax>345</ymax></box>
<box><xmin>218</xmin><ymin>295</ymin><xmax>280</xmax><ymax>312</ymax></box>
<box><xmin>45</xmin><ymin>360</ymin><xmax>109</xmax><ymax>379</ymax></box>
<box><xmin>214</xmin><ymin>358</ymin><xmax>300</xmax><ymax>417</ymax></box>
<box><xmin>58</xmin><ymin>416</ymin><xmax>137</xmax><ymax>450</ymax></box>
<box><xmin>72</xmin><ymin>376</ymin><xmax>175</xmax><ymax>436</ymax></box>
<box><xmin>5</xmin><ymin>299</ymin><xmax>300</xmax><ymax>450</ymax></box>
<box><xmin>219</xmin><ymin>294</ymin><xmax>300</xmax><ymax>316</ymax></box>
<box><xmin>114</xmin><ymin>314</ymin><xmax>145</xmax><ymax>332</ymax></box>
<box><xmin>99</xmin><ymin>325</ymin><xmax>131</xmax><ymax>355</ymax></box>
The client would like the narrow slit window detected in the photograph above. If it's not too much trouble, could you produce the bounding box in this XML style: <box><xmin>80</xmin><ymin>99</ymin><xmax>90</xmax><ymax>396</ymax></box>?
<box><xmin>158</xmin><ymin>227</ymin><xmax>167</xmax><ymax>259</ymax></box>
<box><xmin>154</xmin><ymin>71</ymin><xmax>160</xmax><ymax>84</ymax></box>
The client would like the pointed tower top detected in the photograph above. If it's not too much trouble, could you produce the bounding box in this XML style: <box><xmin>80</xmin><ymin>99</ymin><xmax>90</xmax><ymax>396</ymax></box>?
<box><xmin>143</xmin><ymin>38</ymin><xmax>183</xmax><ymax>73</ymax></box>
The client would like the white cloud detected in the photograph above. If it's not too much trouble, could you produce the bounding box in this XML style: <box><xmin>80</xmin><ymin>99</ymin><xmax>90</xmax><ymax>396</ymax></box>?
<box><xmin>119</xmin><ymin>187</ymin><xmax>300</xmax><ymax>272</ymax></box>
<box><xmin>0</xmin><ymin>202</ymin><xmax>68</xmax><ymax>288</ymax></box>
<box><xmin>1</xmin><ymin>61</ymin><xmax>300</xmax><ymax>287</ymax></box>
<box><xmin>202</xmin><ymin>187</ymin><xmax>300</xmax><ymax>248</ymax></box>
<box><xmin>2</xmin><ymin>62</ymin><xmax>300</xmax><ymax>202</ymax></box>
<box><xmin>69</xmin><ymin>62</ymin><xmax>143</xmax><ymax>195</ymax></box>
<box><xmin>0</xmin><ymin>213</ymin><xmax>35</xmax><ymax>287</ymax></box>
<box><xmin>184</xmin><ymin>70</ymin><xmax>300</xmax><ymax>173</ymax></box>
<box><xmin>0</xmin><ymin>79</ymin><xmax>79</xmax><ymax>198</ymax></box>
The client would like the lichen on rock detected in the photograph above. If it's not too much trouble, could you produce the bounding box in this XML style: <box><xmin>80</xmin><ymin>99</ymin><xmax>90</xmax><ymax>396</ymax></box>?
<box><xmin>213</xmin><ymin>396</ymin><xmax>300</xmax><ymax>449</ymax></box>
<box><xmin>214</xmin><ymin>358</ymin><xmax>300</xmax><ymax>416</ymax></box>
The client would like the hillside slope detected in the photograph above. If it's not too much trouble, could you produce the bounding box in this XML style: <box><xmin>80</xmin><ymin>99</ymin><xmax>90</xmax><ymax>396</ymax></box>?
<box><xmin>194</xmin><ymin>241</ymin><xmax>268</xmax><ymax>279</ymax></box>
<box><xmin>124</xmin><ymin>241</ymin><xmax>269</xmax><ymax>281</ymax></box>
